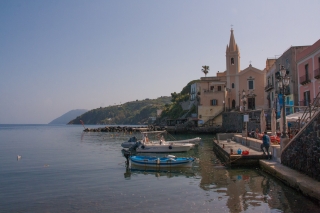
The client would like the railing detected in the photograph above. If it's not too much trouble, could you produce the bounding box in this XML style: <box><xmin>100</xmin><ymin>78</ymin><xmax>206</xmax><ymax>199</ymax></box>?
<box><xmin>264</xmin><ymin>83</ymin><xmax>274</xmax><ymax>91</ymax></box>
<box><xmin>203</xmin><ymin>89</ymin><xmax>223</xmax><ymax>93</ymax></box>
<box><xmin>299</xmin><ymin>74</ymin><xmax>311</xmax><ymax>85</ymax></box>
<box><xmin>299</xmin><ymin>97</ymin><xmax>320</xmax><ymax>107</ymax></box>
<box><xmin>314</xmin><ymin>68</ymin><xmax>320</xmax><ymax>79</ymax></box>
<box><xmin>294</xmin><ymin>92</ymin><xmax>320</xmax><ymax>132</ymax></box>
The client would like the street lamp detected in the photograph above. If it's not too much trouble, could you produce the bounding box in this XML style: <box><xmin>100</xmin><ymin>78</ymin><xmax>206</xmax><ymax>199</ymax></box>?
<box><xmin>277</xmin><ymin>65</ymin><xmax>290</xmax><ymax>139</ymax></box>
<box><xmin>241</xmin><ymin>90</ymin><xmax>247</xmax><ymax>112</ymax></box>
<box><xmin>274</xmin><ymin>93</ymin><xmax>278</xmax><ymax>119</ymax></box>
<box><xmin>223</xmin><ymin>100</ymin><xmax>225</xmax><ymax>112</ymax></box>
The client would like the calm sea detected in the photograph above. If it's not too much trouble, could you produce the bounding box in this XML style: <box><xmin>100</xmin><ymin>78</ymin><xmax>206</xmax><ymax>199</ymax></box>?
<box><xmin>0</xmin><ymin>124</ymin><xmax>319</xmax><ymax>213</ymax></box>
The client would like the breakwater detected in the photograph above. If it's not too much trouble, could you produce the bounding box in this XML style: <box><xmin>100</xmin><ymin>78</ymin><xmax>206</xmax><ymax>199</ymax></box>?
<box><xmin>83</xmin><ymin>125</ymin><xmax>165</xmax><ymax>132</ymax></box>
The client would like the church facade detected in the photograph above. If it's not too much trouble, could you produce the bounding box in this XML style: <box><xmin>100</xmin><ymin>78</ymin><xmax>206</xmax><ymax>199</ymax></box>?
<box><xmin>196</xmin><ymin>29</ymin><xmax>267</xmax><ymax>125</ymax></box>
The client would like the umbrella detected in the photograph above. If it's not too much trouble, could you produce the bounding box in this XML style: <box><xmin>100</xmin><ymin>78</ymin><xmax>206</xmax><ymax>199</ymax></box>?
<box><xmin>260</xmin><ymin>109</ymin><xmax>266</xmax><ymax>133</ymax></box>
<box><xmin>271</xmin><ymin>108</ymin><xmax>276</xmax><ymax>136</ymax></box>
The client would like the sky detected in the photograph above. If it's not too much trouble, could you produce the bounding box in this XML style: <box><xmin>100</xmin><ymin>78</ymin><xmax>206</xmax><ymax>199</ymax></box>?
<box><xmin>1</xmin><ymin>0</ymin><xmax>320</xmax><ymax>124</ymax></box>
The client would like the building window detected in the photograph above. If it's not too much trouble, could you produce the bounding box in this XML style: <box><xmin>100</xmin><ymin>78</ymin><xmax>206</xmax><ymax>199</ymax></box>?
<box><xmin>210</xmin><ymin>86</ymin><xmax>214</xmax><ymax>90</ymax></box>
<box><xmin>305</xmin><ymin>64</ymin><xmax>309</xmax><ymax>80</ymax></box>
<box><xmin>286</xmin><ymin>58</ymin><xmax>290</xmax><ymax>69</ymax></box>
<box><xmin>232</xmin><ymin>83</ymin><xmax>234</xmax><ymax>88</ymax></box>
<box><xmin>218</xmin><ymin>86</ymin><xmax>222</xmax><ymax>91</ymax></box>
<box><xmin>211</xmin><ymin>99</ymin><xmax>218</xmax><ymax>106</ymax></box>
<box><xmin>231</xmin><ymin>58</ymin><xmax>234</xmax><ymax>65</ymax></box>
<box><xmin>248</xmin><ymin>80</ymin><xmax>254</xmax><ymax>89</ymax></box>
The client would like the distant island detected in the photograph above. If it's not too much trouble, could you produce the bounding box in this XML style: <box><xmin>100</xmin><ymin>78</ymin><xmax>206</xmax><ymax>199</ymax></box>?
<box><xmin>48</xmin><ymin>109</ymin><xmax>88</xmax><ymax>124</ymax></box>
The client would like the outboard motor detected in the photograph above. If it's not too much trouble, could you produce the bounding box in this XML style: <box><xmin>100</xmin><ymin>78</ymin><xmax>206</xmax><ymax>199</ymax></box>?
<box><xmin>121</xmin><ymin>149</ymin><xmax>131</xmax><ymax>166</ymax></box>
<box><xmin>128</xmin><ymin>141</ymin><xmax>140</xmax><ymax>152</ymax></box>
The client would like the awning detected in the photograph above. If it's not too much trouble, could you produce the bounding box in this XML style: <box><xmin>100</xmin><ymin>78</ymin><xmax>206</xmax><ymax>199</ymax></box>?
<box><xmin>276</xmin><ymin>111</ymin><xmax>305</xmax><ymax>122</ymax></box>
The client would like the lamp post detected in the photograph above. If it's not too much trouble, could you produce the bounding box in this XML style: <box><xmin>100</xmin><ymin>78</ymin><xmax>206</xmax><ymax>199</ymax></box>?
<box><xmin>241</xmin><ymin>89</ymin><xmax>247</xmax><ymax>112</ymax></box>
<box><xmin>277</xmin><ymin>65</ymin><xmax>290</xmax><ymax>139</ymax></box>
<box><xmin>274</xmin><ymin>93</ymin><xmax>278</xmax><ymax>119</ymax></box>
<box><xmin>223</xmin><ymin>100</ymin><xmax>225</xmax><ymax>112</ymax></box>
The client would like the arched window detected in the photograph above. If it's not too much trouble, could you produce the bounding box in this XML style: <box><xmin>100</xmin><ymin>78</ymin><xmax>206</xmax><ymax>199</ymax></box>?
<box><xmin>231</xmin><ymin>58</ymin><xmax>234</xmax><ymax>65</ymax></box>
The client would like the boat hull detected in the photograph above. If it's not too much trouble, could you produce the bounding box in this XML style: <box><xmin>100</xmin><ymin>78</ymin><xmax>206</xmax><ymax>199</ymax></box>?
<box><xmin>130</xmin><ymin>156</ymin><xmax>194</xmax><ymax>168</ymax></box>
<box><xmin>168</xmin><ymin>137</ymin><xmax>201</xmax><ymax>145</ymax></box>
<box><xmin>136</xmin><ymin>143</ymin><xmax>194</xmax><ymax>153</ymax></box>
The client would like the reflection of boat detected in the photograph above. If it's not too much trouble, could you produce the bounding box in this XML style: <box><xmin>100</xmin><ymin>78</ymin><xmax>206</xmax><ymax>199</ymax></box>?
<box><xmin>121</xmin><ymin>136</ymin><xmax>139</xmax><ymax>148</ymax></box>
<box><xmin>135</xmin><ymin>131</ymin><xmax>197</xmax><ymax>153</ymax></box>
<box><xmin>126</xmin><ymin>167</ymin><xmax>196</xmax><ymax>179</ymax></box>
<box><xmin>130</xmin><ymin>155</ymin><xmax>194</xmax><ymax>168</ymax></box>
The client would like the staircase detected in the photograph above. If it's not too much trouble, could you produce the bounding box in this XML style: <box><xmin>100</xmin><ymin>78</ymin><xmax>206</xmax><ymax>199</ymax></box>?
<box><xmin>203</xmin><ymin>109</ymin><xmax>224</xmax><ymax>127</ymax></box>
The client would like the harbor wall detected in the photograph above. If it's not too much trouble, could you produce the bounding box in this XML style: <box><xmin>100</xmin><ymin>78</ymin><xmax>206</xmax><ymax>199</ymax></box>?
<box><xmin>281</xmin><ymin>110</ymin><xmax>320</xmax><ymax>181</ymax></box>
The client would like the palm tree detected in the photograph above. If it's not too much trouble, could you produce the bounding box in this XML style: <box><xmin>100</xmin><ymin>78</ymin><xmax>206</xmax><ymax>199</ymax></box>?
<box><xmin>201</xmin><ymin>65</ymin><xmax>209</xmax><ymax>77</ymax></box>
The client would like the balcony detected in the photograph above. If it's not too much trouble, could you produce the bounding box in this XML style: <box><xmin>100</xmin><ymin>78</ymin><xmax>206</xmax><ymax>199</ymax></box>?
<box><xmin>203</xmin><ymin>89</ymin><xmax>223</xmax><ymax>93</ymax></box>
<box><xmin>300</xmin><ymin>74</ymin><xmax>311</xmax><ymax>85</ymax></box>
<box><xmin>264</xmin><ymin>83</ymin><xmax>274</xmax><ymax>92</ymax></box>
<box><xmin>314</xmin><ymin>68</ymin><xmax>320</xmax><ymax>79</ymax></box>
<box><xmin>299</xmin><ymin>98</ymin><xmax>320</xmax><ymax>107</ymax></box>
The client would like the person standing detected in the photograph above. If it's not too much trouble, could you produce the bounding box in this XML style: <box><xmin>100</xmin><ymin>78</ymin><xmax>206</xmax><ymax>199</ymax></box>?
<box><xmin>261</xmin><ymin>131</ymin><xmax>271</xmax><ymax>159</ymax></box>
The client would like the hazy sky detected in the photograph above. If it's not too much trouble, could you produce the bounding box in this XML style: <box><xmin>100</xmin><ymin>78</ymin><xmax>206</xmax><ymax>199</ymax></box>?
<box><xmin>1</xmin><ymin>0</ymin><xmax>319</xmax><ymax>124</ymax></box>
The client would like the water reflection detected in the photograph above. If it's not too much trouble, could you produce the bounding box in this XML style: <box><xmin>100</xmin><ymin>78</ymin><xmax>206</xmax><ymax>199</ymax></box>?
<box><xmin>83</xmin><ymin>130</ymin><xmax>319</xmax><ymax>212</ymax></box>
<box><xmin>124</xmin><ymin>166</ymin><xmax>196</xmax><ymax>180</ymax></box>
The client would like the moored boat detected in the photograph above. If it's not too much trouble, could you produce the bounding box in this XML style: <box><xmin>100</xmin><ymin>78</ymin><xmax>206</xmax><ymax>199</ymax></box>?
<box><xmin>129</xmin><ymin>155</ymin><xmax>194</xmax><ymax>168</ymax></box>
<box><xmin>136</xmin><ymin>142</ymin><xmax>194</xmax><ymax>153</ymax></box>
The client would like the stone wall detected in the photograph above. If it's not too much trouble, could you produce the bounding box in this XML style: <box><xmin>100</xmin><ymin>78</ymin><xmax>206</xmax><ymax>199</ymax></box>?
<box><xmin>281</xmin><ymin>111</ymin><xmax>320</xmax><ymax>181</ymax></box>
<box><xmin>222</xmin><ymin>110</ymin><xmax>263</xmax><ymax>133</ymax></box>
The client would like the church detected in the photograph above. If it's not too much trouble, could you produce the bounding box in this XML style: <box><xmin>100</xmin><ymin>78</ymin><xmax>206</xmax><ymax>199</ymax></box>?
<box><xmin>195</xmin><ymin>28</ymin><xmax>267</xmax><ymax>126</ymax></box>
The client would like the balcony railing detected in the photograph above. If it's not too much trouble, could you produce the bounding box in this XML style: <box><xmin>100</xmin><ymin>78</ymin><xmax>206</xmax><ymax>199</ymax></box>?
<box><xmin>203</xmin><ymin>89</ymin><xmax>223</xmax><ymax>93</ymax></box>
<box><xmin>264</xmin><ymin>83</ymin><xmax>274</xmax><ymax>91</ymax></box>
<box><xmin>314</xmin><ymin>68</ymin><xmax>320</xmax><ymax>79</ymax></box>
<box><xmin>299</xmin><ymin>98</ymin><xmax>320</xmax><ymax>107</ymax></box>
<box><xmin>300</xmin><ymin>74</ymin><xmax>311</xmax><ymax>85</ymax></box>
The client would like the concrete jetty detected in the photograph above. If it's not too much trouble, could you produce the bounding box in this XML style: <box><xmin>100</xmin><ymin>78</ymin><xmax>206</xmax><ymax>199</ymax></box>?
<box><xmin>214</xmin><ymin>133</ymin><xmax>320</xmax><ymax>204</ymax></box>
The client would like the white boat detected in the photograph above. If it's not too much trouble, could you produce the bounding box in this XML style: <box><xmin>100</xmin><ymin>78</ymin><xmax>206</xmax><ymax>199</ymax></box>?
<box><xmin>135</xmin><ymin>131</ymin><xmax>196</xmax><ymax>153</ymax></box>
<box><xmin>166</xmin><ymin>137</ymin><xmax>201</xmax><ymax>145</ymax></box>
<box><xmin>130</xmin><ymin>155</ymin><xmax>194</xmax><ymax>168</ymax></box>
<box><xmin>136</xmin><ymin>142</ymin><xmax>194</xmax><ymax>153</ymax></box>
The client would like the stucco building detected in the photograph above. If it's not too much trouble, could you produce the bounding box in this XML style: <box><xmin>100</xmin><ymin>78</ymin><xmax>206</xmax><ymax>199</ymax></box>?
<box><xmin>195</xmin><ymin>29</ymin><xmax>267</xmax><ymax>126</ymax></box>
<box><xmin>297</xmin><ymin>39</ymin><xmax>320</xmax><ymax>106</ymax></box>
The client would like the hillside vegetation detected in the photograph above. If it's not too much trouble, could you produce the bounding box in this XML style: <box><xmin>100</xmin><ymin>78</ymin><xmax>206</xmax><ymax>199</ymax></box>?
<box><xmin>68</xmin><ymin>96</ymin><xmax>171</xmax><ymax>125</ymax></box>
<box><xmin>158</xmin><ymin>80</ymin><xmax>199</xmax><ymax>120</ymax></box>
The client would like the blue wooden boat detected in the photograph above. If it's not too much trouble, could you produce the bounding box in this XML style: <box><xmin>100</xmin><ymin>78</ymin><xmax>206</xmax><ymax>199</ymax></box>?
<box><xmin>129</xmin><ymin>155</ymin><xmax>194</xmax><ymax>168</ymax></box>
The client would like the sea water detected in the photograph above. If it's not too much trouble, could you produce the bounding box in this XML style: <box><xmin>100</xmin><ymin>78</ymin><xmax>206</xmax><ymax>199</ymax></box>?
<box><xmin>0</xmin><ymin>124</ymin><xmax>319</xmax><ymax>213</ymax></box>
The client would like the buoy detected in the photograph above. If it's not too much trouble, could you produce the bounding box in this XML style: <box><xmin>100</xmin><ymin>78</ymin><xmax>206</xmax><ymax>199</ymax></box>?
<box><xmin>237</xmin><ymin>148</ymin><xmax>242</xmax><ymax>154</ymax></box>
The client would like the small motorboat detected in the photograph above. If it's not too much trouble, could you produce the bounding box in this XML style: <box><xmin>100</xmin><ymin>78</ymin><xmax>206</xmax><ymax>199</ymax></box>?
<box><xmin>134</xmin><ymin>131</ymin><xmax>198</xmax><ymax>153</ymax></box>
<box><xmin>121</xmin><ymin>136</ymin><xmax>138</xmax><ymax>148</ymax></box>
<box><xmin>166</xmin><ymin>137</ymin><xmax>201</xmax><ymax>145</ymax></box>
<box><xmin>136</xmin><ymin>142</ymin><xmax>194</xmax><ymax>153</ymax></box>
<box><xmin>130</xmin><ymin>155</ymin><xmax>194</xmax><ymax>168</ymax></box>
